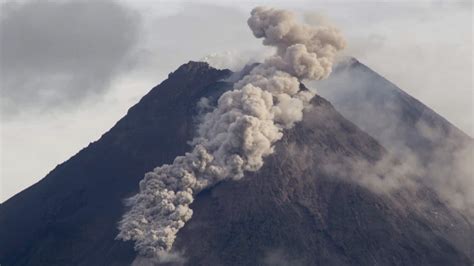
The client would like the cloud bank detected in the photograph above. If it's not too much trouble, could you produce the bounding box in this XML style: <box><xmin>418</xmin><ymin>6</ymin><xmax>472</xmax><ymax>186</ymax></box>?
<box><xmin>0</xmin><ymin>0</ymin><xmax>140</xmax><ymax>116</ymax></box>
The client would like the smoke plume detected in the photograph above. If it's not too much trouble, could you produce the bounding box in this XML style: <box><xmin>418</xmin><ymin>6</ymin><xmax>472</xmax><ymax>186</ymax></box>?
<box><xmin>117</xmin><ymin>6</ymin><xmax>345</xmax><ymax>258</ymax></box>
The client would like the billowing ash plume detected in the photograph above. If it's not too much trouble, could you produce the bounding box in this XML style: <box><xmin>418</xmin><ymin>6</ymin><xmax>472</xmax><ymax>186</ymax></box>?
<box><xmin>117</xmin><ymin>6</ymin><xmax>345</xmax><ymax>257</ymax></box>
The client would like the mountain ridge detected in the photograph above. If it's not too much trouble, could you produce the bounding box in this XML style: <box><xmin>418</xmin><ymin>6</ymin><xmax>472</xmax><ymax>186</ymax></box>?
<box><xmin>1</xmin><ymin>60</ymin><xmax>472</xmax><ymax>265</ymax></box>
<box><xmin>317</xmin><ymin>57</ymin><xmax>473</xmax><ymax>218</ymax></box>
<box><xmin>0</xmin><ymin>61</ymin><xmax>231</xmax><ymax>265</ymax></box>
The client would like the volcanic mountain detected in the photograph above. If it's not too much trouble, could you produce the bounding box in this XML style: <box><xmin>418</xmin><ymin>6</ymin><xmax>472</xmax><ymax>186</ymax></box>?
<box><xmin>0</xmin><ymin>60</ymin><xmax>472</xmax><ymax>265</ymax></box>
<box><xmin>317</xmin><ymin>57</ymin><xmax>472</xmax><ymax>165</ymax></box>
<box><xmin>317</xmin><ymin>58</ymin><xmax>473</xmax><ymax>219</ymax></box>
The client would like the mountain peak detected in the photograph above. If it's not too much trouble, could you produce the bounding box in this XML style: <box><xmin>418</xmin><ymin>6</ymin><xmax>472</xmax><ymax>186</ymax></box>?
<box><xmin>319</xmin><ymin>57</ymin><xmax>471</xmax><ymax>157</ymax></box>
<box><xmin>333</xmin><ymin>56</ymin><xmax>360</xmax><ymax>71</ymax></box>
<box><xmin>1</xmin><ymin>60</ymin><xmax>472</xmax><ymax>265</ymax></box>
<box><xmin>168</xmin><ymin>61</ymin><xmax>230</xmax><ymax>79</ymax></box>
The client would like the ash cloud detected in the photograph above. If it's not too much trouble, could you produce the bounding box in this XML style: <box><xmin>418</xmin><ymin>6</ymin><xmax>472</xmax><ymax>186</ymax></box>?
<box><xmin>117</xmin><ymin>6</ymin><xmax>345</xmax><ymax>259</ymax></box>
<box><xmin>132</xmin><ymin>251</ymin><xmax>186</xmax><ymax>266</ymax></box>
<box><xmin>0</xmin><ymin>0</ymin><xmax>140</xmax><ymax>116</ymax></box>
<box><xmin>201</xmin><ymin>49</ymin><xmax>274</xmax><ymax>72</ymax></box>
<box><xmin>415</xmin><ymin>120</ymin><xmax>473</xmax><ymax>214</ymax></box>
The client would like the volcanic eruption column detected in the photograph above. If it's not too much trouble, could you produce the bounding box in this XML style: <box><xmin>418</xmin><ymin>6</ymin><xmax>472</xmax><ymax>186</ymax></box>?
<box><xmin>117</xmin><ymin>6</ymin><xmax>346</xmax><ymax>257</ymax></box>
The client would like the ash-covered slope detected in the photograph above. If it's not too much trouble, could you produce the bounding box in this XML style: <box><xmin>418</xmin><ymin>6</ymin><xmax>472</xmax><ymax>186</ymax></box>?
<box><xmin>171</xmin><ymin>91</ymin><xmax>471</xmax><ymax>266</ymax></box>
<box><xmin>0</xmin><ymin>62</ymin><xmax>472</xmax><ymax>265</ymax></box>
<box><xmin>316</xmin><ymin>58</ymin><xmax>473</xmax><ymax>218</ymax></box>
<box><xmin>317</xmin><ymin>57</ymin><xmax>472</xmax><ymax>161</ymax></box>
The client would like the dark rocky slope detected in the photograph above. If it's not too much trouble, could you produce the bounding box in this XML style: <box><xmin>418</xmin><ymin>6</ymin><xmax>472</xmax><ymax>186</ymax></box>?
<box><xmin>316</xmin><ymin>58</ymin><xmax>474</xmax><ymax>257</ymax></box>
<box><xmin>316</xmin><ymin>57</ymin><xmax>472</xmax><ymax>165</ymax></box>
<box><xmin>173</xmin><ymin>95</ymin><xmax>471</xmax><ymax>266</ymax></box>
<box><xmin>0</xmin><ymin>61</ymin><xmax>471</xmax><ymax>265</ymax></box>
<box><xmin>0</xmin><ymin>62</ymin><xmax>231</xmax><ymax>265</ymax></box>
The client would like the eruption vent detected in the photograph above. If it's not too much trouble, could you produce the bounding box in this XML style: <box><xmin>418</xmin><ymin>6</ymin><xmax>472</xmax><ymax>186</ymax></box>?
<box><xmin>117</xmin><ymin>6</ymin><xmax>346</xmax><ymax>257</ymax></box>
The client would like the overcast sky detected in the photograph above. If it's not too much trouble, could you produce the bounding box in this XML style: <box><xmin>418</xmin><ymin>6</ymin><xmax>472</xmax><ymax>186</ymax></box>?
<box><xmin>1</xmin><ymin>0</ymin><xmax>472</xmax><ymax>202</ymax></box>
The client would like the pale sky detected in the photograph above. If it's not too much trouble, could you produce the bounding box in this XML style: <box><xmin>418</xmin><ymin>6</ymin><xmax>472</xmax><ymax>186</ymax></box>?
<box><xmin>1</xmin><ymin>0</ymin><xmax>472</xmax><ymax>202</ymax></box>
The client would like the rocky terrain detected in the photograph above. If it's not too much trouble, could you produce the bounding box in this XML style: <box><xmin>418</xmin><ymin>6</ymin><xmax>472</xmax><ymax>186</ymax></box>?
<box><xmin>1</xmin><ymin>60</ymin><xmax>472</xmax><ymax>265</ymax></box>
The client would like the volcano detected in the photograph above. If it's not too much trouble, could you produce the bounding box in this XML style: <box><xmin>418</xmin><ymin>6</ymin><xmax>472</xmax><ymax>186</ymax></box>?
<box><xmin>0</xmin><ymin>60</ymin><xmax>472</xmax><ymax>265</ymax></box>
<box><xmin>317</xmin><ymin>57</ymin><xmax>472</xmax><ymax>164</ymax></box>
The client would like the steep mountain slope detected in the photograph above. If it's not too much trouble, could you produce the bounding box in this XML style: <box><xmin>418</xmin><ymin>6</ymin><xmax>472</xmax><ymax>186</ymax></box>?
<box><xmin>173</xmin><ymin>95</ymin><xmax>471</xmax><ymax>265</ymax></box>
<box><xmin>0</xmin><ymin>62</ymin><xmax>231</xmax><ymax>265</ymax></box>
<box><xmin>316</xmin><ymin>57</ymin><xmax>473</xmax><ymax>218</ymax></box>
<box><xmin>0</xmin><ymin>61</ymin><xmax>471</xmax><ymax>265</ymax></box>
<box><xmin>316</xmin><ymin>57</ymin><xmax>472</xmax><ymax>165</ymax></box>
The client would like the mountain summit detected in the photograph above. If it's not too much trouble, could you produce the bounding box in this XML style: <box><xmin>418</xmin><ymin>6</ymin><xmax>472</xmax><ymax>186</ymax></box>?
<box><xmin>317</xmin><ymin>57</ymin><xmax>473</xmax><ymax>218</ymax></box>
<box><xmin>1</xmin><ymin>61</ymin><xmax>472</xmax><ymax>265</ymax></box>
